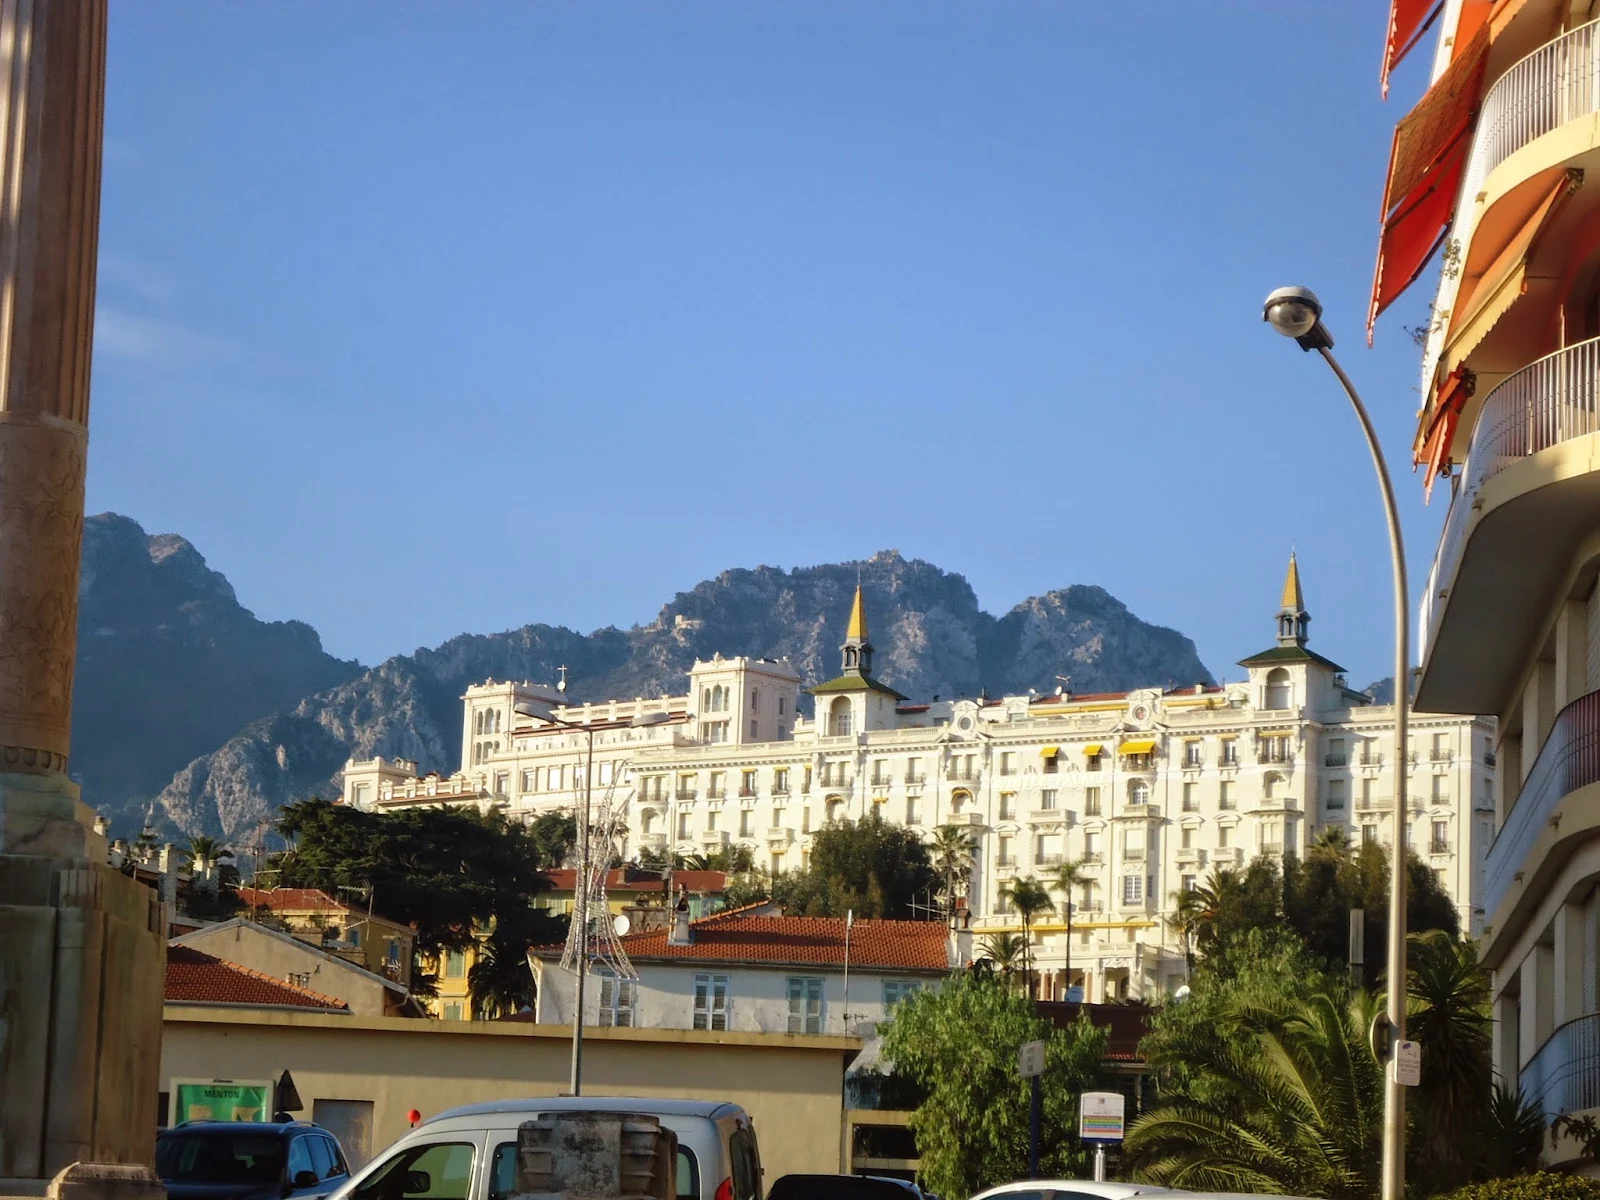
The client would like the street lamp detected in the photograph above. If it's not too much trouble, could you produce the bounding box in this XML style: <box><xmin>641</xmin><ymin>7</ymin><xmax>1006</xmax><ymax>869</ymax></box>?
<box><xmin>515</xmin><ymin>698</ymin><xmax>672</xmax><ymax>1096</ymax></box>
<box><xmin>1263</xmin><ymin>286</ymin><xmax>1410</xmax><ymax>1200</ymax></box>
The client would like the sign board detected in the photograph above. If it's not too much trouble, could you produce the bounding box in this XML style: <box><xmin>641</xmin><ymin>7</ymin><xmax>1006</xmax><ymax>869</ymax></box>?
<box><xmin>1393</xmin><ymin>1039</ymin><xmax>1422</xmax><ymax>1088</ymax></box>
<box><xmin>1065</xmin><ymin>985</ymin><xmax>1085</xmax><ymax>1004</ymax></box>
<box><xmin>1017</xmin><ymin>1040</ymin><xmax>1046</xmax><ymax>1078</ymax></box>
<box><xmin>1079</xmin><ymin>1091</ymin><xmax>1126</xmax><ymax>1142</ymax></box>
<box><xmin>171</xmin><ymin>1079</ymin><xmax>272</xmax><ymax>1124</ymax></box>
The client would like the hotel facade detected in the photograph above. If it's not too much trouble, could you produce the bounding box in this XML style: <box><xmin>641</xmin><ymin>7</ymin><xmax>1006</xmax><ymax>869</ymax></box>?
<box><xmin>345</xmin><ymin>560</ymin><xmax>1491</xmax><ymax>1004</ymax></box>
<box><xmin>1374</xmin><ymin>0</ymin><xmax>1600</xmax><ymax>1143</ymax></box>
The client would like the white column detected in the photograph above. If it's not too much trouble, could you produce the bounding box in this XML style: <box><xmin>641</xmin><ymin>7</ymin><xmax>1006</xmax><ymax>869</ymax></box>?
<box><xmin>1494</xmin><ymin>987</ymin><xmax>1521</xmax><ymax>1085</ymax></box>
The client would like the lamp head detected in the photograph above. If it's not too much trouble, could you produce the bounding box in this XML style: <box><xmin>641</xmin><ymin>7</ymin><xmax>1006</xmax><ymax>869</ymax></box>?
<box><xmin>1263</xmin><ymin>286</ymin><xmax>1334</xmax><ymax>351</ymax></box>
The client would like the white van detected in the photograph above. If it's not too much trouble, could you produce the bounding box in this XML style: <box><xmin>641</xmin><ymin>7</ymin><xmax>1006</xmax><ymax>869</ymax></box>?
<box><xmin>324</xmin><ymin>1098</ymin><xmax>762</xmax><ymax>1200</ymax></box>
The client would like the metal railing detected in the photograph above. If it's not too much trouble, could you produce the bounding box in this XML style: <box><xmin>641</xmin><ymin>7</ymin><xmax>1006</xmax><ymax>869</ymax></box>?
<box><xmin>1461</xmin><ymin>19</ymin><xmax>1600</xmax><ymax>221</ymax></box>
<box><xmin>1522</xmin><ymin>1012</ymin><xmax>1600</xmax><ymax>1120</ymax></box>
<box><xmin>1325</xmin><ymin>753</ymin><xmax>1348</xmax><ymax>767</ymax></box>
<box><xmin>1424</xmin><ymin>337</ymin><xmax>1600</xmax><ymax>653</ymax></box>
<box><xmin>1484</xmin><ymin>688</ymin><xmax>1600</xmax><ymax>916</ymax></box>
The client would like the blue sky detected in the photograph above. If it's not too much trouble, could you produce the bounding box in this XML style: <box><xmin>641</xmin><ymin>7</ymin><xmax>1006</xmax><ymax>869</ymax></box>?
<box><xmin>90</xmin><ymin>2</ymin><xmax>1441</xmax><ymax>689</ymax></box>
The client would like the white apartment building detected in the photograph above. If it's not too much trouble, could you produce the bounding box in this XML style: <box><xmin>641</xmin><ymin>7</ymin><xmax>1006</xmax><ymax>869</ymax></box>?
<box><xmin>345</xmin><ymin>556</ymin><xmax>1492</xmax><ymax>1003</ymax></box>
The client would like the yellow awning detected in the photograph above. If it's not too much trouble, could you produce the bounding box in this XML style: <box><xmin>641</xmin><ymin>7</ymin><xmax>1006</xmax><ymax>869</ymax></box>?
<box><xmin>1120</xmin><ymin>739</ymin><xmax>1157</xmax><ymax>756</ymax></box>
<box><xmin>1040</xmin><ymin>746</ymin><xmax>1060</xmax><ymax>758</ymax></box>
<box><xmin>1080</xmin><ymin>744</ymin><xmax>1103</xmax><ymax>757</ymax></box>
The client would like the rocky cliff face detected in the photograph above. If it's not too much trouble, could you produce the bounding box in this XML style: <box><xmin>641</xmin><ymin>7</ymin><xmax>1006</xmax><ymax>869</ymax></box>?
<box><xmin>71</xmin><ymin>514</ymin><xmax>361</xmax><ymax>832</ymax></box>
<box><xmin>139</xmin><ymin>549</ymin><xmax>1213</xmax><ymax>840</ymax></box>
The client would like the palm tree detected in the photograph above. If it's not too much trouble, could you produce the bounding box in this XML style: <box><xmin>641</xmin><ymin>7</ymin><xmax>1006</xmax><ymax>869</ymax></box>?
<box><xmin>928</xmin><ymin>824</ymin><xmax>979</xmax><ymax>915</ymax></box>
<box><xmin>1007</xmin><ymin>876</ymin><xmax>1053</xmax><ymax>1000</ymax></box>
<box><xmin>1126</xmin><ymin>990</ymin><xmax>1384</xmax><ymax>1198</ymax></box>
<box><xmin>978</xmin><ymin>932</ymin><xmax>1026</xmax><ymax>986</ymax></box>
<box><xmin>184</xmin><ymin>834</ymin><xmax>233</xmax><ymax>874</ymax></box>
<box><xmin>1167</xmin><ymin>886</ymin><xmax>1205</xmax><ymax>979</ymax></box>
<box><xmin>1052</xmin><ymin>857</ymin><xmax>1093</xmax><ymax>1001</ymax></box>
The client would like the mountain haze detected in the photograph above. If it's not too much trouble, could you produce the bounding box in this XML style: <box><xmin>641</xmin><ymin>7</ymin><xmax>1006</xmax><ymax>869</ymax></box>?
<box><xmin>69</xmin><ymin>525</ymin><xmax>1213</xmax><ymax>839</ymax></box>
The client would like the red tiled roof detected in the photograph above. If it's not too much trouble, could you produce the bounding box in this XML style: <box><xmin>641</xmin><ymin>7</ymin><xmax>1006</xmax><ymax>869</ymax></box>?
<box><xmin>539</xmin><ymin>869</ymin><xmax>727</xmax><ymax>894</ymax></box>
<box><xmin>537</xmin><ymin>910</ymin><xmax>949</xmax><ymax>972</ymax></box>
<box><xmin>165</xmin><ymin>945</ymin><xmax>350</xmax><ymax>1011</ymax></box>
<box><xmin>238</xmin><ymin>886</ymin><xmax>351</xmax><ymax>913</ymax></box>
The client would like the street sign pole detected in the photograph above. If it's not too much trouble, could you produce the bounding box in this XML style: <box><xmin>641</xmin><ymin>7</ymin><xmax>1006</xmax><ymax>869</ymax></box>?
<box><xmin>1079</xmin><ymin>1091</ymin><xmax>1126</xmax><ymax>1185</ymax></box>
<box><xmin>1029</xmin><ymin>1075</ymin><xmax>1042</xmax><ymax>1178</ymax></box>
<box><xmin>1019</xmin><ymin>1040</ymin><xmax>1046</xmax><ymax>1178</ymax></box>
<box><xmin>1094</xmin><ymin>1144</ymin><xmax>1106</xmax><ymax>1184</ymax></box>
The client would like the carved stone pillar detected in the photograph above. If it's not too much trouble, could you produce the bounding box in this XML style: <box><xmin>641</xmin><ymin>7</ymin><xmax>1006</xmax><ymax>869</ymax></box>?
<box><xmin>0</xmin><ymin>1</ymin><xmax>167</xmax><ymax>1191</ymax></box>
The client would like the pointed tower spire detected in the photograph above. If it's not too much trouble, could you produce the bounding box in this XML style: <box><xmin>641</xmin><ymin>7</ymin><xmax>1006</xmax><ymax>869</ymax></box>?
<box><xmin>845</xmin><ymin>582</ymin><xmax>869</xmax><ymax>643</ymax></box>
<box><xmin>1277</xmin><ymin>551</ymin><xmax>1311</xmax><ymax>647</ymax></box>
<box><xmin>841</xmin><ymin>581</ymin><xmax>874</xmax><ymax>675</ymax></box>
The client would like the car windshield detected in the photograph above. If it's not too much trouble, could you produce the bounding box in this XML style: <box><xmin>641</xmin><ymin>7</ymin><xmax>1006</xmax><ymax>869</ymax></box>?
<box><xmin>158</xmin><ymin>1132</ymin><xmax>286</xmax><ymax>1183</ymax></box>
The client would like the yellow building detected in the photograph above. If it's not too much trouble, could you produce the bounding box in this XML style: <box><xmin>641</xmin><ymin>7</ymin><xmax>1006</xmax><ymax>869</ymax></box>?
<box><xmin>1374</xmin><ymin>0</ymin><xmax>1600</xmax><ymax>1167</ymax></box>
<box><xmin>238</xmin><ymin>887</ymin><xmax>414</xmax><ymax>990</ymax></box>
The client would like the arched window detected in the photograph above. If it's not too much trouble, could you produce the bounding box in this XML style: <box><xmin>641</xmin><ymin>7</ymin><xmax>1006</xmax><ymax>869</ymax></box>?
<box><xmin>830</xmin><ymin>696</ymin><xmax>853</xmax><ymax>737</ymax></box>
<box><xmin>950</xmin><ymin>789</ymin><xmax>969</xmax><ymax>813</ymax></box>
<box><xmin>641</xmin><ymin>809</ymin><xmax>656</xmax><ymax>834</ymax></box>
<box><xmin>474</xmin><ymin>711</ymin><xmax>482</xmax><ymax>735</ymax></box>
<box><xmin>1129</xmin><ymin>779</ymin><xmax>1150</xmax><ymax>805</ymax></box>
<box><xmin>1265</xmin><ymin>667</ymin><xmax>1292</xmax><ymax>710</ymax></box>
<box><xmin>703</xmin><ymin>688</ymin><xmax>711</xmax><ymax>710</ymax></box>
<box><xmin>1264</xmin><ymin>772</ymin><xmax>1284</xmax><ymax>799</ymax></box>
<box><xmin>827</xmin><ymin>795</ymin><xmax>846</xmax><ymax>822</ymax></box>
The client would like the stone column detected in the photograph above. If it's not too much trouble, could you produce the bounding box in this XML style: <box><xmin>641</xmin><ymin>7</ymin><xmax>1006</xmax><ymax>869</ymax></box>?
<box><xmin>0</xmin><ymin>2</ymin><xmax>166</xmax><ymax>1194</ymax></box>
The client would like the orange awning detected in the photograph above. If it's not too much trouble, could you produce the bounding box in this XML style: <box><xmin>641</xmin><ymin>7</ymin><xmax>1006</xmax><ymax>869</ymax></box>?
<box><xmin>1369</xmin><ymin>26</ymin><xmax>1490</xmax><ymax>339</ymax></box>
<box><xmin>1442</xmin><ymin>170</ymin><xmax>1578</xmax><ymax>380</ymax></box>
<box><xmin>1382</xmin><ymin>0</ymin><xmax>1443</xmax><ymax>99</ymax></box>
<box><xmin>1418</xmin><ymin>367</ymin><xmax>1475</xmax><ymax>501</ymax></box>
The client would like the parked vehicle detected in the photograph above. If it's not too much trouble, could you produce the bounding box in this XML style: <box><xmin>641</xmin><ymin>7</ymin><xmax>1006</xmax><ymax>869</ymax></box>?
<box><xmin>323</xmin><ymin>1097</ymin><xmax>761</xmax><ymax>1200</ymax></box>
<box><xmin>156</xmin><ymin>1121</ymin><xmax>351</xmax><ymax>1200</ymax></box>
<box><xmin>767</xmin><ymin>1175</ymin><xmax>933</xmax><ymax>1200</ymax></box>
<box><xmin>969</xmin><ymin>1184</ymin><xmax>1180</xmax><ymax>1200</ymax></box>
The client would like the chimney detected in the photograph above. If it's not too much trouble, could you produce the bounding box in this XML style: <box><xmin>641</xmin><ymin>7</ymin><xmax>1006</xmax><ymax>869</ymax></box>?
<box><xmin>668</xmin><ymin>889</ymin><xmax>693</xmax><ymax>946</ymax></box>
<box><xmin>947</xmin><ymin>904</ymin><xmax>973</xmax><ymax>969</ymax></box>
<box><xmin>93</xmin><ymin>814</ymin><xmax>109</xmax><ymax>838</ymax></box>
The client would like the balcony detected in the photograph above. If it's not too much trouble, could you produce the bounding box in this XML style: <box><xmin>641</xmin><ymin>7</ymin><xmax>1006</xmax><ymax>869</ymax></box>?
<box><xmin>1522</xmin><ymin>1013</ymin><xmax>1600</xmax><ymax>1122</ymax></box>
<box><xmin>1257</xmin><ymin>751</ymin><xmax>1293</xmax><ymax>767</ymax></box>
<box><xmin>904</xmin><ymin>774</ymin><xmax>926</xmax><ymax>787</ymax></box>
<box><xmin>946</xmin><ymin>768</ymin><xmax>979</xmax><ymax>783</ymax></box>
<box><xmin>699</xmin><ymin>830</ymin><xmax>730</xmax><ymax>848</ymax></box>
<box><xmin>1035</xmin><ymin>853</ymin><xmax>1064</xmax><ymax>868</ymax></box>
<box><xmin>1483</xmin><ymin>689</ymin><xmax>1600</xmax><ymax>924</ymax></box>
<box><xmin>1357</xmin><ymin>795</ymin><xmax>1394</xmax><ymax>812</ymax></box>
<box><xmin>1420</xmin><ymin>338</ymin><xmax>1600</xmax><ymax>712</ymax></box>
<box><xmin>739</xmin><ymin>785</ymin><xmax>758</xmax><ymax>799</ymax></box>
<box><xmin>764</xmin><ymin>827</ymin><xmax>792</xmax><ymax>847</ymax></box>
<box><xmin>1324</xmin><ymin>754</ymin><xmax>1348</xmax><ymax>768</ymax></box>
<box><xmin>1029</xmin><ymin>807</ymin><xmax>1066</xmax><ymax>824</ymax></box>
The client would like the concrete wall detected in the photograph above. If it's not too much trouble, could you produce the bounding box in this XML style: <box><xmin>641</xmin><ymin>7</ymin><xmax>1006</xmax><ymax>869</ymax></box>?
<box><xmin>175</xmin><ymin>924</ymin><xmax>395</xmax><ymax>1016</ymax></box>
<box><xmin>161</xmin><ymin>1007</ymin><xmax>857</xmax><ymax>1185</ymax></box>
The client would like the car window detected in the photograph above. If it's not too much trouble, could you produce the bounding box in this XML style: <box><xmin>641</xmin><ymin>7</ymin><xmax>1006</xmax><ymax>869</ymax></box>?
<box><xmin>728</xmin><ymin>1130</ymin><xmax>758</xmax><ymax>1200</ymax></box>
<box><xmin>287</xmin><ymin>1137</ymin><xmax>316</xmax><ymax>1184</ymax></box>
<box><xmin>307</xmin><ymin>1136</ymin><xmax>337</xmax><ymax>1181</ymax></box>
<box><xmin>675</xmin><ymin>1148</ymin><xmax>698</xmax><ymax>1200</ymax></box>
<box><xmin>156</xmin><ymin>1132</ymin><xmax>287</xmax><ymax>1184</ymax></box>
<box><xmin>351</xmin><ymin>1141</ymin><xmax>476</xmax><ymax>1200</ymax></box>
<box><xmin>489</xmin><ymin>1143</ymin><xmax>517</xmax><ymax>1200</ymax></box>
<box><xmin>323</xmin><ymin>1137</ymin><xmax>349</xmax><ymax>1179</ymax></box>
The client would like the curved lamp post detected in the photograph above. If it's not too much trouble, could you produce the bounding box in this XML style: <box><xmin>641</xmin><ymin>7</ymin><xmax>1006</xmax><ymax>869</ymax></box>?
<box><xmin>1263</xmin><ymin>286</ymin><xmax>1409</xmax><ymax>1200</ymax></box>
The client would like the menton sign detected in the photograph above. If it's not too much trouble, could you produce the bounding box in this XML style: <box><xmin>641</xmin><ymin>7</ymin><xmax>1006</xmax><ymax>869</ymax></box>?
<box><xmin>171</xmin><ymin>1079</ymin><xmax>273</xmax><ymax>1124</ymax></box>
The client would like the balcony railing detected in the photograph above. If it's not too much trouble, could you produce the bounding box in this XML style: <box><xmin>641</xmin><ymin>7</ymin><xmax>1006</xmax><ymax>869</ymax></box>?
<box><xmin>1424</xmin><ymin>337</ymin><xmax>1600</xmax><ymax>653</ymax></box>
<box><xmin>1484</xmin><ymin>688</ymin><xmax>1600</xmax><ymax>916</ymax></box>
<box><xmin>1325</xmin><ymin>753</ymin><xmax>1348</xmax><ymax>768</ymax></box>
<box><xmin>1522</xmin><ymin>1012</ymin><xmax>1600</xmax><ymax>1121</ymax></box>
<box><xmin>947</xmin><ymin>769</ymin><xmax>978</xmax><ymax>782</ymax></box>
<box><xmin>1461</xmin><ymin>19</ymin><xmax>1600</xmax><ymax>227</ymax></box>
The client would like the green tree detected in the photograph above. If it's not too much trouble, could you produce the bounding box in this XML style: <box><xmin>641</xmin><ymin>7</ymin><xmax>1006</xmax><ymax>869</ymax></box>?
<box><xmin>1166</xmin><ymin>886</ymin><xmax>1205</xmax><ymax>978</ymax></box>
<box><xmin>1438</xmin><ymin>1178</ymin><xmax>1600</xmax><ymax>1200</ymax></box>
<box><xmin>882</xmin><ymin>972</ymin><xmax>1108</xmax><ymax>1199</ymax></box>
<box><xmin>929</xmin><ymin>824</ymin><xmax>979</xmax><ymax>908</ymax></box>
<box><xmin>772</xmin><ymin>812</ymin><xmax>937</xmax><ymax>918</ymax></box>
<box><xmin>272</xmin><ymin>797</ymin><xmax>565</xmax><ymax>992</ymax></box>
<box><xmin>468</xmin><ymin>906</ymin><xmax>568</xmax><ymax>1019</ymax></box>
<box><xmin>1127</xmin><ymin>989</ymin><xmax>1385</xmax><ymax>1198</ymax></box>
<box><xmin>978</xmin><ymin>932</ymin><xmax>1026</xmax><ymax>985</ymax></box>
<box><xmin>1006</xmin><ymin>876</ymin><xmax>1053</xmax><ymax>997</ymax></box>
<box><xmin>1053</xmin><ymin>857</ymin><xmax>1094</xmax><ymax>995</ymax></box>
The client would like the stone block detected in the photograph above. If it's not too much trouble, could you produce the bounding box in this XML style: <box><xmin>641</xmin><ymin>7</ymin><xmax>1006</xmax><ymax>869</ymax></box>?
<box><xmin>46</xmin><ymin>1162</ymin><xmax>165</xmax><ymax>1200</ymax></box>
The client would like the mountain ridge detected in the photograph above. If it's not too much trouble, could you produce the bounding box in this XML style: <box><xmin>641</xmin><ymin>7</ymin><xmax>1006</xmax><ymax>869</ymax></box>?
<box><xmin>69</xmin><ymin>522</ymin><xmax>1214</xmax><ymax>839</ymax></box>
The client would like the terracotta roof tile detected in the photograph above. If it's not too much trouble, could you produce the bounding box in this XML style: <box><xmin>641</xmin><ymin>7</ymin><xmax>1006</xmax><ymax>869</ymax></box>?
<box><xmin>165</xmin><ymin>945</ymin><xmax>349</xmax><ymax>1011</ymax></box>
<box><xmin>238</xmin><ymin>886</ymin><xmax>351</xmax><ymax>913</ymax></box>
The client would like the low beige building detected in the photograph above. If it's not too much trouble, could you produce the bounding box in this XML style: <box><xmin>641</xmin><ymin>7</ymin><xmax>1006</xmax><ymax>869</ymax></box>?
<box><xmin>161</xmin><ymin>1005</ymin><xmax>860</xmax><ymax>1181</ymax></box>
<box><xmin>172</xmin><ymin>920</ymin><xmax>411</xmax><ymax>1017</ymax></box>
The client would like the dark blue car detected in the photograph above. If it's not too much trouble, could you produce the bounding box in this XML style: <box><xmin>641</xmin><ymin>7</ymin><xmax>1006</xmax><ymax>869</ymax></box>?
<box><xmin>156</xmin><ymin>1121</ymin><xmax>351</xmax><ymax>1200</ymax></box>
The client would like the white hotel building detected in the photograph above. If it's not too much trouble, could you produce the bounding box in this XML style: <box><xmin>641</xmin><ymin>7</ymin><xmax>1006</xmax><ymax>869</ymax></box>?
<box><xmin>344</xmin><ymin>557</ymin><xmax>1492</xmax><ymax>1002</ymax></box>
